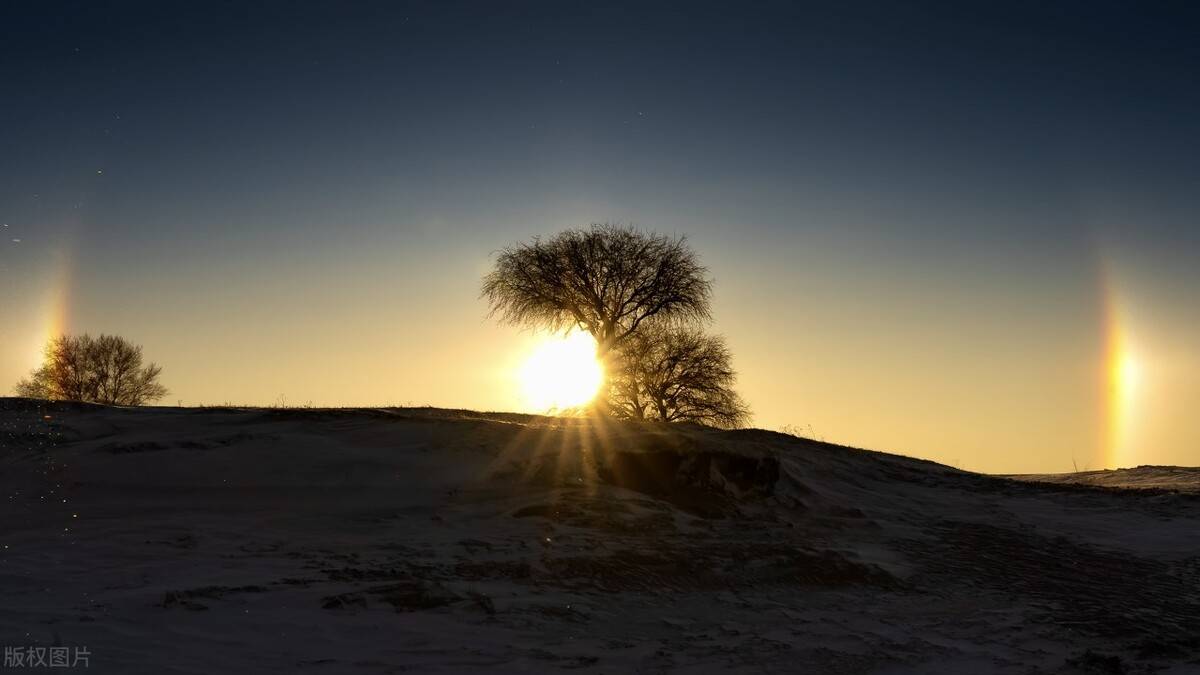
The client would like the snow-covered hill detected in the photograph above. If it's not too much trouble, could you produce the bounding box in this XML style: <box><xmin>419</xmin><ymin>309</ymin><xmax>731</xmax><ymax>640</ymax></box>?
<box><xmin>1008</xmin><ymin>466</ymin><xmax>1200</xmax><ymax>493</ymax></box>
<box><xmin>1</xmin><ymin>399</ymin><xmax>1197</xmax><ymax>673</ymax></box>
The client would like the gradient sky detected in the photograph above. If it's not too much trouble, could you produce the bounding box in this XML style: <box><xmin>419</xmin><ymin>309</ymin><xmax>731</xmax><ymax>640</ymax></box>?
<box><xmin>3</xmin><ymin>1</ymin><xmax>1198</xmax><ymax>473</ymax></box>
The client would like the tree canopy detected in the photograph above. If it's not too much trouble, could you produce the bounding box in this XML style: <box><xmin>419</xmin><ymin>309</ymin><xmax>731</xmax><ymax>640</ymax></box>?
<box><xmin>606</xmin><ymin>324</ymin><xmax>750</xmax><ymax>428</ymax></box>
<box><xmin>482</xmin><ymin>224</ymin><xmax>711</xmax><ymax>355</ymax></box>
<box><xmin>14</xmin><ymin>334</ymin><xmax>168</xmax><ymax>406</ymax></box>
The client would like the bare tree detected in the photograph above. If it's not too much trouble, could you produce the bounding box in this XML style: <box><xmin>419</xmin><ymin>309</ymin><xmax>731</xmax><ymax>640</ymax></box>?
<box><xmin>481</xmin><ymin>224</ymin><xmax>712</xmax><ymax>355</ymax></box>
<box><xmin>14</xmin><ymin>334</ymin><xmax>168</xmax><ymax>406</ymax></box>
<box><xmin>607</xmin><ymin>324</ymin><xmax>750</xmax><ymax>428</ymax></box>
<box><xmin>16</xmin><ymin>335</ymin><xmax>95</xmax><ymax>401</ymax></box>
<box><xmin>12</xmin><ymin>370</ymin><xmax>52</xmax><ymax>400</ymax></box>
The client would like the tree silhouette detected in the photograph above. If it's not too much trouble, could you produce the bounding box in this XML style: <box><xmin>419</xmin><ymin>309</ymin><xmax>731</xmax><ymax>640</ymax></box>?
<box><xmin>482</xmin><ymin>224</ymin><xmax>711</xmax><ymax>355</ymax></box>
<box><xmin>606</xmin><ymin>324</ymin><xmax>750</xmax><ymax>428</ymax></box>
<box><xmin>14</xmin><ymin>334</ymin><xmax>168</xmax><ymax>406</ymax></box>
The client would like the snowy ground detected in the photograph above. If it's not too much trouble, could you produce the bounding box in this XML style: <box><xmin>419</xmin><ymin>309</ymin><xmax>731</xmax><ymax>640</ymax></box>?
<box><xmin>1</xmin><ymin>399</ymin><xmax>1198</xmax><ymax>673</ymax></box>
<box><xmin>1007</xmin><ymin>467</ymin><xmax>1200</xmax><ymax>493</ymax></box>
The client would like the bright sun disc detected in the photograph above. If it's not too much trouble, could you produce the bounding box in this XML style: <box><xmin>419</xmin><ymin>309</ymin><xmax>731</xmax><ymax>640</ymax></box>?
<box><xmin>518</xmin><ymin>332</ymin><xmax>604</xmax><ymax>412</ymax></box>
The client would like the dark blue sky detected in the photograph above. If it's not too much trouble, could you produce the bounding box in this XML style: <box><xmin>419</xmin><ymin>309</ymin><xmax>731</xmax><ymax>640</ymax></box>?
<box><xmin>4</xmin><ymin>1</ymin><xmax>1198</xmax><ymax>247</ymax></box>
<box><xmin>2</xmin><ymin>1</ymin><xmax>1198</xmax><ymax>471</ymax></box>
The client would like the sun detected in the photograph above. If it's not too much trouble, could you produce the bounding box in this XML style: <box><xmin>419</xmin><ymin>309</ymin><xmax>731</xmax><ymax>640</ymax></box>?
<box><xmin>517</xmin><ymin>331</ymin><xmax>604</xmax><ymax>412</ymax></box>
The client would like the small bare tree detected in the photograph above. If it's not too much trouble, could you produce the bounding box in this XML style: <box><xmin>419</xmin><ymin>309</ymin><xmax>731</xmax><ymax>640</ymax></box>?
<box><xmin>14</xmin><ymin>334</ymin><xmax>168</xmax><ymax>406</ymax></box>
<box><xmin>481</xmin><ymin>224</ymin><xmax>711</xmax><ymax>355</ymax></box>
<box><xmin>607</xmin><ymin>324</ymin><xmax>750</xmax><ymax>428</ymax></box>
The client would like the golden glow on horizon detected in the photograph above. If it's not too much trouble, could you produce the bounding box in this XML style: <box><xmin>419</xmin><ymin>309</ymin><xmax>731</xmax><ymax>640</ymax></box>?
<box><xmin>517</xmin><ymin>331</ymin><xmax>604</xmax><ymax>412</ymax></box>
<box><xmin>7</xmin><ymin>234</ymin><xmax>1189</xmax><ymax>474</ymax></box>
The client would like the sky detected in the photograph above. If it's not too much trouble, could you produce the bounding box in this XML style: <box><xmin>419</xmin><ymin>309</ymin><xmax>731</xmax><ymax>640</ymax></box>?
<box><xmin>2</xmin><ymin>1</ymin><xmax>1198</xmax><ymax>473</ymax></box>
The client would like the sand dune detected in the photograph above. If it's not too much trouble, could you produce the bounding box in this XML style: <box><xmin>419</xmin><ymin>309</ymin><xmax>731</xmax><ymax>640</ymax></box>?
<box><xmin>1</xmin><ymin>399</ymin><xmax>1197</xmax><ymax>673</ymax></box>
